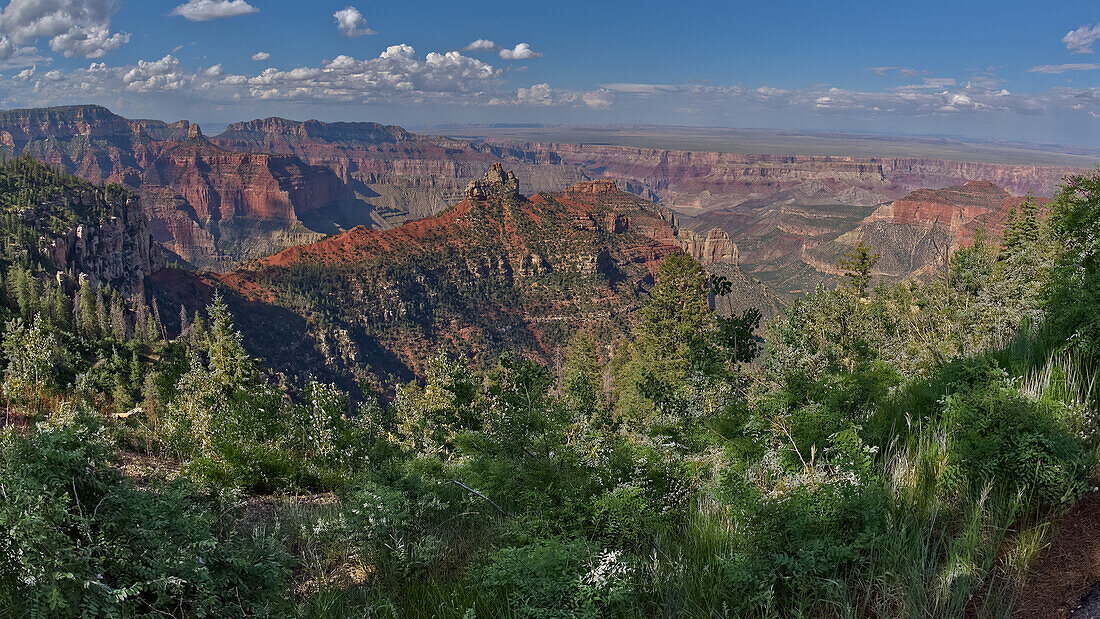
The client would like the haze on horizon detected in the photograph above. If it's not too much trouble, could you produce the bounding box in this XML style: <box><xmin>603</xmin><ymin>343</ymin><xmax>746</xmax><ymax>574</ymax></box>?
<box><xmin>1</xmin><ymin>0</ymin><xmax>1099</xmax><ymax>148</ymax></box>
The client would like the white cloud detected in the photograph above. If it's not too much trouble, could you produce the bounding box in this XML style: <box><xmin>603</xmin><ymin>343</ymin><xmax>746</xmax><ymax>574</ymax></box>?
<box><xmin>509</xmin><ymin>83</ymin><xmax>610</xmax><ymax>109</ymax></box>
<box><xmin>602</xmin><ymin>82</ymin><xmax>675</xmax><ymax>94</ymax></box>
<box><xmin>463</xmin><ymin>39</ymin><xmax>498</xmax><ymax>52</ymax></box>
<box><xmin>48</xmin><ymin>24</ymin><xmax>128</xmax><ymax>58</ymax></box>
<box><xmin>1064</xmin><ymin>22</ymin><xmax>1100</xmax><ymax>54</ymax></box>
<box><xmin>334</xmin><ymin>6</ymin><xmax>374</xmax><ymax>37</ymax></box>
<box><xmin>251</xmin><ymin>51</ymin><xmax>270</xmax><ymax>61</ymax></box>
<box><xmin>499</xmin><ymin>43</ymin><xmax>543</xmax><ymax>60</ymax></box>
<box><xmin>581</xmin><ymin>90</ymin><xmax>612</xmax><ymax>109</ymax></box>
<box><xmin>0</xmin><ymin>34</ymin><xmax>47</xmax><ymax>69</ymax></box>
<box><xmin>1028</xmin><ymin>62</ymin><xmax>1100</xmax><ymax>74</ymax></box>
<box><xmin>0</xmin><ymin>0</ymin><xmax>129</xmax><ymax>58</ymax></box>
<box><xmin>517</xmin><ymin>82</ymin><xmax>553</xmax><ymax>105</ymax></box>
<box><xmin>122</xmin><ymin>54</ymin><xmax>192</xmax><ymax>92</ymax></box>
<box><xmin>169</xmin><ymin>0</ymin><xmax>259</xmax><ymax>21</ymax></box>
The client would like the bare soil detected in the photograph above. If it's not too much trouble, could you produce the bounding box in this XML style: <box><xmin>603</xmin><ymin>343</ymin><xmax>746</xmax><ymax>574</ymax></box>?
<box><xmin>1014</xmin><ymin>492</ymin><xmax>1100</xmax><ymax>618</ymax></box>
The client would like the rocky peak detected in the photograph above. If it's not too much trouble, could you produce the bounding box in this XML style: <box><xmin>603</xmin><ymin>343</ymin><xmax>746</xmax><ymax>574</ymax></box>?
<box><xmin>464</xmin><ymin>163</ymin><xmax>521</xmax><ymax>201</ymax></box>
<box><xmin>187</xmin><ymin>123</ymin><xmax>203</xmax><ymax>140</ymax></box>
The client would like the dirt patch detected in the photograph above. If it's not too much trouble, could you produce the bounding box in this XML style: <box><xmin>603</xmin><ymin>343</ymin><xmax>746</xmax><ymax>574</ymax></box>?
<box><xmin>1014</xmin><ymin>491</ymin><xmax>1100</xmax><ymax>618</ymax></box>
<box><xmin>117</xmin><ymin>450</ymin><xmax>181</xmax><ymax>488</ymax></box>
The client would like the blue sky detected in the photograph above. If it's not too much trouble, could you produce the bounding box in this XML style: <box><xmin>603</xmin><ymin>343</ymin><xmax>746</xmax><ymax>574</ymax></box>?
<box><xmin>1</xmin><ymin>0</ymin><xmax>1099</xmax><ymax>146</ymax></box>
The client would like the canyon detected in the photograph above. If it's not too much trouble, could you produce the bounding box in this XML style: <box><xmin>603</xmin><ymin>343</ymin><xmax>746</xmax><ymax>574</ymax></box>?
<box><xmin>1</xmin><ymin>105</ymin><xmax>1086</xmax><ymax>289</ymax></box>
<box><xmin>202</xmin><ymin>166</ymin><xmax>771</xmax><ymax>390</ymax></box>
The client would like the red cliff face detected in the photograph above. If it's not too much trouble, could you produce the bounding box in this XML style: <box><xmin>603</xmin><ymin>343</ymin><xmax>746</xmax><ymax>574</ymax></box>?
<box><xmin>146</xmin><ymin>142</ymin><xmax>349</xmax><ymax>222</ymax></box>
<box><xmin>0</xmin><ymin>106</ymin><xmax>356</xmax><ymax>269</ymax></box>
<box><xmin>211</xmin><ymin>117</ymin><xmax>588</xmax><ymax>221</ymax></box>
<box><xmin>841</xmin><ymin>180</ymin><xmax>1048</xmax><ymax>277</ymax></box>
<box><xmin>219</xmin><ymin>166</ymin><xmax>773</xmax><ymax>385</ymax></box>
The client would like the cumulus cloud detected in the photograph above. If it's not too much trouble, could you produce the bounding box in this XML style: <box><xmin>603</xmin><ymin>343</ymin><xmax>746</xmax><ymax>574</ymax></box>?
<box><xmin>251</xmin><ymin>51</ymin><xmax>270</xmax><ymax>61</ymax></box>
<box><xmin>0</xmin><ymin>44</ymin><xmax>501</xmax><ymax>106</ymax></box>
<box><xmin>169</xmin><ymin>0</ymin><xmax>259</xmax><ymax>21</ymax></box>
<box><xmin>509</xmin><ymin>83</ymin><xmax>611</xmax><ymax>109</ymax></box>
<box><xmin>1029</xmin><ymin>62</ymin><xmax>1100</xmax><ymax>74</ymax></box>
<box><xmin>0</xmin><ymin>34</ymin><xmax>47</xmax><ymax>69</ymax></box>
<box><xmin>499</xmin><ymin>43</ymin><xmax>543</xmax><ymax>60</ymax></box>
<box><xmin>1064</xmin><ymin>22</ymin><xmax>1100</xmax><ymax>54</ymax></box>
<box><xmin>463</xmin><ymin>39</ymin><xmax>498</xmax><ymax>52</ymax></box>
<box><xmin>334</xmin><ymin>6</ymin><xmax>374</xmax><ymax>37</ymax></box>
<box><xmin>48</xmin><ymin>24</ymin><xmax>128</xmax><ymax>57</ymax></box>
<box><xmin>123</xmin><ymin>54</ymin><xmax>192</xmax><ymax>92</ymax></box>
<box><xmin>0</xmin><ymin>0</ymin><xmax>130</xmax><ymax>58</ymax></box>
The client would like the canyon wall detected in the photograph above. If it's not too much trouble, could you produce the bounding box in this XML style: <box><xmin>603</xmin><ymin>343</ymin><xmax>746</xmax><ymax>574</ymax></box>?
<box><xmin>484</xmin><ymin>142</ymin><xmax>1080</xmax><ymax>212</ymax></box>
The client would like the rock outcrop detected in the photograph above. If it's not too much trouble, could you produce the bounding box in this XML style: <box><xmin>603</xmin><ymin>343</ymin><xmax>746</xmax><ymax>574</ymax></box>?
<box><xmin>220</xmin><ymin>166</ymin><xmax>773</xmax><ymax>386</ymax></box>
<box><xmin>464</xmin><ymin>163</ymin><xmax>521</xmax><ymax>201</ymax></box>
<box><xmin>47</xmin><ymin>192</ymin><xmax>163</xmax><ymax>297</ymax></box>
<box><xmin>680</xmin><ymin>227</ymin><xmax>738</xmax><ymax>266</ymax></box>
<box><xmin>840</xmin><ymin>180</ymin><xmax>1045</xmax><ymax>277</ymax></box>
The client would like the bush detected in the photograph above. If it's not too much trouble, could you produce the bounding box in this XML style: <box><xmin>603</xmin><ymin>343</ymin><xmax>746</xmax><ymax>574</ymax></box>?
<box><xmin>939</xmin><ymin>359</ymin><xmax>1088</xmax><ymax>506</ymax></box>
<box><xmin>340</xmin><ymin>475</ymin><xmax>476</xmax><ymax>582</ymax></box>
<box><xmin>0</xmin><ymin>413</ymin><xmax>290</xmax><ymax>617</ymax></box>
<box><xmin>472</xmin><ymin>538</ymin><xmax>634</xmax><ymax>619</ymax></box>
<box><xmin>720</xmin><ymin>476</ymin><xmax>888</xmax><ymax>614</ymax></box>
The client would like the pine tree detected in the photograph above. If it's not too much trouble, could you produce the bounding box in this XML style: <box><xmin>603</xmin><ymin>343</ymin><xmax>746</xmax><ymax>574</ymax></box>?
<box><xmin>206</xmin><ymin>293</ymin><xmax>250</xmax><ymax>383</ymax></box>
<box><xmin>109</xmin><ymin>292</ymin><xmax>127</xmax><ymax>341</ymax></box>
<box><xmin>150</xmin><ymin>297</ymin><xmax>165</xmax><ymax>342</ymax></box>
<box><xmin>133</xmin><ymin>299</ymin><xmax>149</xmax><ymax>343</ymax></box>
<box><xmin>619</xmin><ymin>253</ymin><xmax>715</xmax><ymax>420</ymax></box>
<box><xmin>838</xmin><ymin>242</ymin><xmax>880</xmax><ymax>298</ymax></box>
<box><xmin>95</xmin><ymin>289</ymin><xmax>108</xmax><ymax>335</ymax></box>
<box><xmin>75</xmin><ymin>279</ymin><xmax>99</xmax><ymax>338</ymax></box>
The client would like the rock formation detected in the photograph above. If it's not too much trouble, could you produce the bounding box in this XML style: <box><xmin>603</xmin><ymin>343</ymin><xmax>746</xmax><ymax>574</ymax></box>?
<box><xmin>218</xmin><ymin>167</ymin><xmax>774</xmax><ymax>387</ymax></box>
<box><xmin>464</xmin><ymin>163</ymin><xmax>521</xmax><ymax>201</ymax></box>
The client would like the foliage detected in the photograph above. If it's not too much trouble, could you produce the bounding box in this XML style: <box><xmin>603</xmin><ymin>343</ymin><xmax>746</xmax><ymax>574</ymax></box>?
<box><xmin>0</xmin><ymin>412</ymin><xmax>290</xmax><ymax>617</ymax></box>
<box><xmin>2</xmin><ymin>158</ymin><xmax>1099</xmax><ymax>617</ymax></box>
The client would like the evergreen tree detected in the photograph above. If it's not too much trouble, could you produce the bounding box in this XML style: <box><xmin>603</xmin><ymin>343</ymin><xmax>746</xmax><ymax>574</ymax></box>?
<box><xmin>178</xmin><ymin>305</ymin><xmax>190</xmax><ymax>341</ymax></box>
<box><xmin>95</xmin><ymin>288</ymin><xmax>108</xmax><ymax>335</ymax></box>
<box><xmin>618</xmin><ymin>253</ymin><xmax>714</xmax><ymax>420</ymax></box>
<box><xmin>190</xmin><ymin>311</ymin><xmax>206</xmax><ymax>348</ymax></box>
<box><xmin>75</xmin><ymin>279</ymin><xmax>99</xmax><ymax>338</ymax></box>
<box><xmin>838</xmin><ymin>242</ymin><xmax>880</xmax><ymax>298</ymax></box>
<box><xmin>46</xmin><ymin>281</ymin><xmax>71</xmax><ymax>331</ymax></box>
<box><xmin>109</xmin><ymin>292</ymin><xmax>127</xmax><ymax>341</ymax></box>
<box><xmin>205</xmin><ymin>293</ymin><xmax>250</xmax><ymax>383</ymax></box>
<box><xmin>150</xmin><ymin>297</ymin><xmax>165</xmax><ymax>342</ymax></box>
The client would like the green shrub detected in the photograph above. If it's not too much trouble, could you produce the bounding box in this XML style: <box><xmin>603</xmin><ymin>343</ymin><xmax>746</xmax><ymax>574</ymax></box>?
<box><xmin>0</xmin><ymin>413</ymin><xmax>290</xmax><ymax>617</ymax></box>
<box><xmin>939</xmin><ymin>359</ymin><xmax>1088</xmax><ymax>506</ymax></box>
<box><xmin>472</xmin><ymin>538</ymin><xmax>634</xmax><ymax>619</ymax></box>
<box><xmin>721</xmin><ymin>475</ymin><xmax>888</xmax><ymax>614</ymax></box>
<box><xmin>340</xmin><ymin>475</ymin><xmax>476</xmax><ymax>582</ymax></box>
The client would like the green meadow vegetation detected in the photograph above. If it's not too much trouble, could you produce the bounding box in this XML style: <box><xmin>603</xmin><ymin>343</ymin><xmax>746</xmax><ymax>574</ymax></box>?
<box><xmin>1</xmin><ymin>156</ymin><xmax>1098</xmax><ymax>617</ymax></box>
